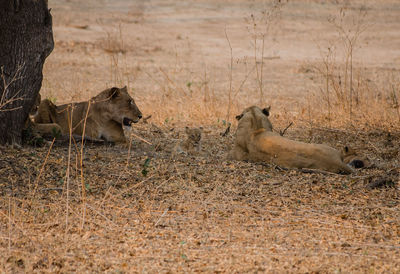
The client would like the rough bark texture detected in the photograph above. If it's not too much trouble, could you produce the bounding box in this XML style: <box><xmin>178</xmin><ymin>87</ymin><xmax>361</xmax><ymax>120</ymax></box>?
<box><xmin>0</xmin><ymin>0</ymin><xmax>53</xmax><ymax>145</ymax></box>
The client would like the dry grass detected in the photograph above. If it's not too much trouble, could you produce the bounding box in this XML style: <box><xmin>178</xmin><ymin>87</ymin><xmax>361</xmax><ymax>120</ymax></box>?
<box><xmin>1</xmin><ymin>124</ymin><xmax>399</xmax><ymax>272</ymax></box>
<box><xmin>1</xmin><ymin>0</ymin><xmax>400</xmax><ymax>272</ymax></box>
<box><xmin>302</xmin><ymin>4</ymin><xmax>400</xmax><ymax>131</ymax></box>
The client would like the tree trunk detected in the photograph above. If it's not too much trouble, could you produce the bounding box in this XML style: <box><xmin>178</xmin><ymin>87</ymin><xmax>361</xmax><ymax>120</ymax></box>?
<box><xmin>0</xmin><ymin>0</ymin><xmax>53</xmax><ymax>145</ymax></box>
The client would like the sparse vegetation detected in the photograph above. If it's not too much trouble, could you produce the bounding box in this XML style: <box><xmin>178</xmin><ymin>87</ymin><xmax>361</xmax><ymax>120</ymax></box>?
<box><xmin>308</xmin><ymin>3</ymin><xmax>400</xmax><ymax>130</ymax></box>
<box><xmin>245</xmin><ymin>0</ymin><xmax>284</xmax><ymax>105</ymax></box>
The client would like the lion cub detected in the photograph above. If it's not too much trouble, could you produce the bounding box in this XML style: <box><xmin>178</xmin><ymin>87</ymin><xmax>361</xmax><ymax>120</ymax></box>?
<box><xmin>173</xmin><ymin>127</ymin><xmax>203</xmax><ymax>155</ymax></box>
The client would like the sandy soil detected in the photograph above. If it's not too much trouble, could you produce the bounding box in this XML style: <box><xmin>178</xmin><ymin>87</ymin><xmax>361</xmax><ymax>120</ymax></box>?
<box><xmin>43</xmin><ymin>0</ymin><xmax>400</xmax><ymax>112</ymax></box>
<box><xmin>1</xmin><ymin>0</ymin><xmax>400</xmax><ymax>272</ymax></box>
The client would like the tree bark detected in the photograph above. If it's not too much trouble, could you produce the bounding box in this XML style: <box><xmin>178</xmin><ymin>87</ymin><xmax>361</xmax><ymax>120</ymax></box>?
<box><xmin>0</xmin><ymin>0</ymin><xmax>53</xmax><ymax>145</ymax></box>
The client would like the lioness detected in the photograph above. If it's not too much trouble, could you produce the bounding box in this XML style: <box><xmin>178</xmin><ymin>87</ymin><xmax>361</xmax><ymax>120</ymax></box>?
<box><xmin>34</xmin><ymin>86</ymin><xmax>142</xmax><ymax>142</ymax></box>
<box><xmin>230</xmin><ymin>106</ymin><xmax>354</xmax><ymax>174</ymax></box>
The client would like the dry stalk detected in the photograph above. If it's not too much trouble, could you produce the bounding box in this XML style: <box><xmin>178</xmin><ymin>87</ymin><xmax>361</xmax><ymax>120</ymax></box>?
<box><xmin>93</xmin><ymin>128</ymin><xmax>152</xmax><ymax>213</ymax></box>
<box><xmin>200</xmin><ymin>66</ymin><xmax>218</xmax><ymax>117</ymax></box>
<box><xmin>65</xmin><ymin>104</ymin><xmax>74</xmax><ymax>233</ymax></box>
<box><xmin>103</xmin><ymin>23</ymin><xmax>130</xmax><ymax>87</ymax></box>
<box><xmin>323</xmin><ymin>47</ymin><xmax>334</xmax><ymax>126</ymax></box>
<box><xmin>126</xmin><ymin>129</ymin><xmax>134</xmax><ymax>167</ymax></box>
<box><xmin>142</xmin><ymin>115</ymin><xmax>152</xmax><ymax>124</ymax></box>
<box><xmin>100</xmin><ymin>174</ymin><xmax>156</xmax><ymax>206</ymax></box>
<box><xmin>328</xmin><ymin>5</ymin><xmax>369</xmax><ymax>121</ymax></box>
<box><xmin>306</xmin><ymin>4</ymin><xmax>386</xmax><ymax>129</ymax></box>
<box><xmin>224</xmin><ymin>26</ymin><xmax>256</xmax><ymax>122</ymax></box>
<box><xmin>159</xmin><ymin>67</ymin><xmax>188</xmax><ymax>97</ymax></box>
<box><xmin>79</xmin><ymin>100</ymin><xmax>92</xmax><ymax>230</ymax></box>
<box><xmin>233</xmin><ymin>64</ymin><xmax>256</xmax><ymax>99</ymax></box>
<box><xmin>129</xmin><ymin>131</ymin><xmax>152</xmax><ymax>145</ymax></box>
<box><xmin>251</xmin><ymin>15</ymin><xmax>264</xmax><ymax>105</ymax></box>
<box><xmin>306</xmin><ymin>95</ymin><xmax>314</xmax><ymax>141</ymax></box>
<box><xmin>85</xmin><ymin>203</ymin><xmax>117</xmax><ymax>228</ymax></box>
<box><xmin>8</xmin><ymin>196</ymin><xmax>11</xmax><ymax>252</ymax></box>
<box><xmin>224</xmin><ymin>26</ymin><xmax>233</xmax><ymax>122</ymax></box>
<box><xmin>246</xmin><ymin>1</ymin><xmax>284</xmax><ymax>105</ymax></box>
<box><xmin>0</xmin><ymin>206</ymin><xmax>36</xmax><ymax>248</ymax></box>
<box><xmin>155</xmin><ymin>176</ymin><xmax>175</xmax><ymax>190</ymax></box>
<box><xmin>391</xmin><ymin>82</ymin><xmax>400</xmax><ymax>122</ymax></box>
<box><xmin>30</xmin><ymin>137</ymin><xmax>56</xmax><ymax>202</ymax></box>
<box><xmin>154</xmin><ymin>208</ymin><xmax>169</xmax><ymax>227</ymax></box>
<box><xmin>279</xmin><ymin>122</ymin><xmax>293</xmax><ymax>136</ymax></box>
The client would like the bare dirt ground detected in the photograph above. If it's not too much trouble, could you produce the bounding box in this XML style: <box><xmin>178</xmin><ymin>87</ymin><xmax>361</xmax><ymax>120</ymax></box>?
<box><xmin>1</xmin><ymin>0</ymin><xmax>400</xmax><ymax>272</ymax></box>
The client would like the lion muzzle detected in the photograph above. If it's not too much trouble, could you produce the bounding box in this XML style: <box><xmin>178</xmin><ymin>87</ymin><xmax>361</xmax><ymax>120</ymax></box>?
<box><xmin>123</xmin><ymin>116</ymin><xmax>142</xmax><ymax>126</ymax></box>
<box><xmin>123</xmin><ymin>117</ymin><xmax>134</xmax><ymax>126</ymax></box>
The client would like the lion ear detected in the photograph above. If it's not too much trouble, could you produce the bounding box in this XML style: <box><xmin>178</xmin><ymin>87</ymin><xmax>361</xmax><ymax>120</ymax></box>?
<box><xmin>235</xmin><ymin>114</ymin><xmax>243</xmax><ymax>120</ymax></box>
<box><xmin>262</xmin><ymin>106</ymin><xmax>271</xmax><ymax>116</ymax></box>
<box><xmin>109</xmin><ymin>87</ymin><xmax>120</xmax><ymax>99</ymax></box>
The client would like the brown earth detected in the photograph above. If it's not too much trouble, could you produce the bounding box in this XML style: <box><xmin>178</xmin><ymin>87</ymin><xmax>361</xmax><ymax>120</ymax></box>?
<box><xmin>1</xmin><ymin>0</ymin><xmax>400</xmax><ymax>272</ymax></box>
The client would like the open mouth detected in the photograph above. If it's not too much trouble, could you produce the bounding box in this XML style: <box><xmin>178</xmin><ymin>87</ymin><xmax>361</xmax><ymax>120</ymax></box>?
<box><xmin>123</xmin><ymin>117</ymin><xmax>140</xmax><ymax>126</ymax></box>
<box><xmin>123</xmin><ymin>118</ymin><xmax>133</xmax><ymax>126</ymax></box>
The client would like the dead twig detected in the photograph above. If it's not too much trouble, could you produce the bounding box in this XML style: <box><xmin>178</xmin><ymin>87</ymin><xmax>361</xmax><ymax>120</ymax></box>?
<box><xmin>221</xmin><ymin>123</ymin><xmax>231</xmax><ymax>137</ymax></box>
<box><xmin>279</xmin><ymin>122</ymin><xmax>293</xmax><ymax>136</ymax></box>
<box><xmin>129</xmin><ymin>131</ymin><xmax>152</xmax><ymax>145</ymax></box>
<box><xmin>142</xmin><ymin>115</ymin><xmax>152</xmax><ymax>124</ymax></box>
<box><xmin>154</xmin><ymin>208</ymin><xmax>169</xmax><ymax>227</ymax></box>
<box><xmin>300</xmin><ymin>168</ymin><xmax>339</xmax><ymax>176</ymax></box>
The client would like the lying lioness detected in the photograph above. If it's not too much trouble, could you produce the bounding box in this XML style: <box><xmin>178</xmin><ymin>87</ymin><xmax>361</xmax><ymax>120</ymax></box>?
<box><xmin>34</xmin><ymin>86</ymin><xmax>142</xmax><ymax>142</ymax></box>
<box><xmin>230</xmin><ymin>106</ymin><xmax>354</xmax><ymax>174</ymax></box>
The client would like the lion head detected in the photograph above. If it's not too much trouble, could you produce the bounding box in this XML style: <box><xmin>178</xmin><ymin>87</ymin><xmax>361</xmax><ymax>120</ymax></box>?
<box><xmin>235</xmin><ymin>105</ymin><xmax>273</xmax><ymax>132</ymax></box>
<box><xmin>29</xmin><ymin>93</ymin><xmax>42</xmax><ymax>116</ymax></box>
<box><xmin>233</xmin><ymin>105</ymin><xmax>273</xmax><ymax>151</ymax></box>
<box><xmin>94</xmin><ymin>86</ymin><xmax>142</xmax><ymax>127</ymax></box>
<box><xmin>185</xmin><ymin>126</ymin><xmax>203</xmax><ymax>147</ymax></box>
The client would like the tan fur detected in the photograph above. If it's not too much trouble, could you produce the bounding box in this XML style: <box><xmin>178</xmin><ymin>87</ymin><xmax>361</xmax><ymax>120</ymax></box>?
<box><xmin>24</xmin><ymin>93</ymin><xmax>41</xmax><ymax>130</ymax></box>
<box><xmin>34</xmin><ymin>86</ymin><xmax>142</xmax><ymax>142</ymax></box>
<box><xmin>230</xmin><ymin>106</ymin><xmax>354</xmax><ymax>174</ymax></box>
<box><xmin>24</xmin><ymin>93</ymin><xmax>63</xmax><ymax>137</ymax></box>
<box><xmin>173</xmin><ymin>127</ymin><xmax>203</xmax><ymax>155</ymax></box>
<box><xmin>30</xmin><ymin>93</ymin><xmax>41</xmax><ymax>116</ymax></box>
